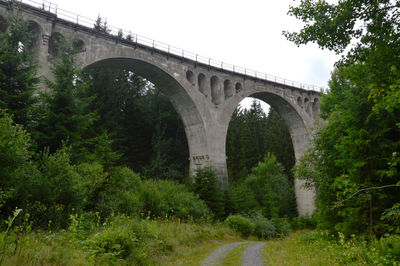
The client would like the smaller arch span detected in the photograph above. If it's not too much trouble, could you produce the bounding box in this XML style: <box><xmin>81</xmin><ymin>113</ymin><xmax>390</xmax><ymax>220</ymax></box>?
<box><xmin>0</xmin><ymin>14</ymin><xmax>8</xmax><ymax>32</ymax></box>
<box><xmin>235</xmin><ymin>82</ymin><xmax>243</xmax><ymax>93</ymax></box>
<box><xmin>198</xmin><ymin>73</ymin><xmax>207</xmax><ymax>96</ymax></box>
<box><xmin>211</xmin><ymin>76</ymin><xmax>221</xmax><ymax>105</ymax></box>
<box><xmin>224</xmin><ymin>80</ymin><xmax>233</xmax><ymax>100</ymax></box>
<box><xmin>186</xmin><ymin>70</ymin><xmax>195</xmax><ymax>84</ymax></box>
<box><xmin>48</xmin><ymin>32</ymin><xmax>65</xmax><ymax>57</ymax></box>
<box><xmin>26</xmin><ymin>20</ymin><xmax>41</xmax><ymax>51</ymax></box>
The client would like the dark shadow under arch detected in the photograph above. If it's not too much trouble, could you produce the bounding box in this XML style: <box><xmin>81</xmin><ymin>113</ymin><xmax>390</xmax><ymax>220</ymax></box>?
<box><xmin>85</xmin><ymin>57</ymin><xmax>207</xmax><ymax>174</ymax></box>
<box><xmin>249</xmin><ymin>92</ymin><xmax>309</xmax><ymax>161</ymax></box>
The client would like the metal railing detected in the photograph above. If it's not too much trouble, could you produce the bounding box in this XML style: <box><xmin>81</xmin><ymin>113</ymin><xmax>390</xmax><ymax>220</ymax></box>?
<box><xmin>7</xmin><ymin>0</ymin><xmax>323</xmax><ymax>91</ymax></box>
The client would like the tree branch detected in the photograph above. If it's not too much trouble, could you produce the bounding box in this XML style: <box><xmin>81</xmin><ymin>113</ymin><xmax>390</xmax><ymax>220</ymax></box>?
<box><xmin>332</xmin><ymin>184</ymin><xmax>400</xmax><ymax>210</ymax></box>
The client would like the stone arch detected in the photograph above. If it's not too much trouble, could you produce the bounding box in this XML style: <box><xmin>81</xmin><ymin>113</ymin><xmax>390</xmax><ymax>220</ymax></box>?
<box><xmin>304</xmin><ymin>97</ymin><xmax>311</xmax><ymax>115</ymax></box>
<box><xmin>312</xmin><ymin>98</ymin><xmax>319</xmax><ymax>117</ymax></box>
<box><xmin>198</xmin><ymin>73</ymin><xmax>207</xmax><ymax>96</ymax></box>
<box><xmin>0</xmin><ymin>14</ymin><xmax>8</xmax><ymax>32</ymax></box>
<box><xmin>72</xmin><ymin>39</ymin><xmax>85</xmax><ymax>52</ymax></box>
<box><xmin>84</xmin><ymin>57</ymin><xmax>208</xmax><ymax>174</ymax></box>
<box><xmin>297</xmin><ymin>96</ymin><xmax>303</xmax><ymax>108</ymax></box>
<box><xmin>186</xmin><ymin>70</ymin><xmax>195</xmax><ymax>85</ymax></box>
<box><xmin>26</xmin><ymin>20</ymin><xmax>41</xmax><ymax>51</ymax></box>
<box><xmin>235</xmin><ymin>82</ymin><xmax>243</xmax><ymax>93</ymax></box>
<box><xmin>48</xmin><ymin>32</ymin><xmax>64</xmax><ymax>57</ymax></box>
<box><xmin>223</xmin><ymin>90</ymin><xmax>316</xmax><ymax>215</ymax></box>
<box><xmin>211</xmin><ymin>76</ymin><xmax>221</xmax><ymax>105</ymax></box>
<box><xmin>224</xmin><ymin>80</ymin><xmax>233</xmax><ymax>100</ymax></box>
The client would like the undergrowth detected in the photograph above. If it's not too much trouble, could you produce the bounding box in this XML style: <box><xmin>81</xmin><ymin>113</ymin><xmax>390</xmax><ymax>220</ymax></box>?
<box><xmin>0</xmin><ymin>214</ymin><xmax>240</xmax><ymax>265</ymax></box>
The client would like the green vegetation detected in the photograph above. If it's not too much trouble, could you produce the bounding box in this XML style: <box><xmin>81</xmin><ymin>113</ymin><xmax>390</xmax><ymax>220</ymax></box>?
<box><xmin>1</xmin><ymin>0</ymin><xmax>399</xmax><ymax>263</ymax></box>
<box><xmin>289</xmin><ymin>0</ymin><xmax>400</xmax><ymax>237</ymax></box>
<box><xmin>220</xmin><ymin>243</ymin><xmax>249</xmax><ymax>265</ymax></box>
<box><xmin>263</xmin><ymin>230</ymin><xmax>400</xmax><ymax>265</ymax></box>
<box><xmin>0</xmin><ymin>215</ymin><xmax>240</xmax><ymax>265</ymax></box>
<box><xmin>0</xmin><ymin>12</ymin><xmax>297</xmax><ymax>265</ymax></box>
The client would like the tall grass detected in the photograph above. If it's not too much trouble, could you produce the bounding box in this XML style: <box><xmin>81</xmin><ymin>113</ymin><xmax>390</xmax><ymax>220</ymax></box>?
<box><xmin>0</xmin><ymin>215</ymin><xmax>240</xmax><ymax>265</ymax></box>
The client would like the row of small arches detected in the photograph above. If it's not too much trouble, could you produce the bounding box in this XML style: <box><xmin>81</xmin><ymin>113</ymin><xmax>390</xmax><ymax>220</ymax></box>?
<box><xmin>0</xmin><ymin>14</ymin><xmax>85</xmax><ymax>57</ymax></box>
<box><xmin>186</xmin><ymin>70</ymin><xmax>243</xmax><ymax>105</ymax></box>
<box><xmin>297</xmin><ymin>96</ymin><xmax>319</xmax><ymax>117</ymax></box>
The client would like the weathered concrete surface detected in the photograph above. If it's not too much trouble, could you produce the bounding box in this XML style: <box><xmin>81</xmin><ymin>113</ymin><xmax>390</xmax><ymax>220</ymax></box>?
<box><xmin>0</xmin><ymin>0</ymin><xmax>319</xmax><ymax>215</ymax></box>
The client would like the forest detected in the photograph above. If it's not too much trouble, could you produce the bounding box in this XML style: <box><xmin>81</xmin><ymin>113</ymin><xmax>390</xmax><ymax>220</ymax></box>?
<box><xmin>0</xmin><ymin>0</ymin><xmax>400</xmax><ymax>265</ymax></box>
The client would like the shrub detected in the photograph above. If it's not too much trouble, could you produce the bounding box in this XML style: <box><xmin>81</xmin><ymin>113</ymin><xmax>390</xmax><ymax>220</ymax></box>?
<box><xmin>224</xmin><ymin>214</ymin><xmax>255</xmax><ymax>237</ymax></box>
<box><xmin>0</xmin><ymin>111</ymin><xmax>39</xmax><ymax>222</ymax></box>
<box><xmin>249</xmin><ymin>212</ymin><xmax>277</xmax><ymax>239</ymax></box>
<box><xmin>87</xmin><ymin>222</ymin><xmax>138</xmax><ymax>260</ymax></box>
<box><xmin>139</xmin><ymin>179</ymin><xmax>211</xmax><ymax>220</ymax></box>
<box><xmin>273</xmin><ymin>218</ymin><xmax>291</xmax><ymax>237</ymax></box>
<box><xmin>28</xmin><ymin>147</ymin><xmax>85</xmax><ymax>228</ymax></box>
<box><xmin>96</xmin><ymin>167</ymin><xmax>142</xmax><ymax>217</ymax></box>
<box><xmin>291</xmin><ymin>215</ymin><xmax>317</xmax><ymax>230</ymax></box>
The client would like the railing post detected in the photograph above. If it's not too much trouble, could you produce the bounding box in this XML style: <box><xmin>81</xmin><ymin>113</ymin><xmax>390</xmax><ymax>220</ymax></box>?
<box><xmin>195</xmin><ymin>54</ymin><xmax>198</xmax><ymax>62</ymax></box>
<box><xmin>76</xmin><ymin>15</ymin><xmax>79</xmax><ymax>24</ymax></box>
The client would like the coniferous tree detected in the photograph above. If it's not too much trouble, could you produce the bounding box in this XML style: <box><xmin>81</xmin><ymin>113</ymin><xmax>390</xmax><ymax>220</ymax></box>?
<box><xmin>34</xmin><ymin>39</ymin><xmax>95</xmax><ymax>158</ymax></box>
<box><xmin>0</xmin><ymin>14</ymin><xmax>38</xmax><ymax>128</ymax></box>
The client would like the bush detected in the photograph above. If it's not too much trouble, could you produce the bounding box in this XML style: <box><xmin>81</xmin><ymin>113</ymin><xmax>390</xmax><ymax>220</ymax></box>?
<box><xmin>139</xmin><ymin>179</ymin><xmax>211</xmax><ymax>220</ymax></box>
<box><xmin>273</xmin><ymin>218</ymin><xmax>291</xmax><ymax>237</ymax></box>
<box><xmin>0</xmin><ymin>111</ymin><xmax>39</xmax><ymax>222</ymax></box>
<box><xmin>224</xmin><ymin>214</ymin><xmax>255</xmax><ymax>237</ymax></box>
<box><xmin>86</xmin><ymin>217</ymin><xmax>139</xmax><ymax>260</ymax></box>
<box><xmin>249</xmin><ymin>212</ymin><xmax>277</xmax><ymax>239</ymax></box>
<box><xmin>93</xmin><ymin>167</ymin><xmax>210</xmax><ymax>220</ymax></box>
<box><xmin>291</xmin><ymin>216</ymin><xmax>317</xmax><ymax>230</ymax></box>
<box><xmin>96</xmin><ymin>167</ymin><xmax>142</xmax><ymax>217</ymax></box>
<box><xmin>28</xmin><ymin>147</ymin><xmax>85</xmax><ymax>228</ymax></box>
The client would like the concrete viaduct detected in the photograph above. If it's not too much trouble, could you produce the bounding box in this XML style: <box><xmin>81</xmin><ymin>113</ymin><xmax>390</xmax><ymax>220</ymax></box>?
<box><xmin>0</xmin><ymin>0</ymin><xmax>321</xmax><ymax>215</ymax></box>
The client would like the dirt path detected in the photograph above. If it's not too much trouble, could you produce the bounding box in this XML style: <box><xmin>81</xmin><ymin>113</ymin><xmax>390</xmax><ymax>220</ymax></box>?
<box><xmin>202</xmin><ymin>241</ymin><xmax>266</xmax><ymax>266</ymax></box>
<box><xmin>242</xmin><ymin>242</ymin><xmax>266</xmax><ymax>266</ymax></box>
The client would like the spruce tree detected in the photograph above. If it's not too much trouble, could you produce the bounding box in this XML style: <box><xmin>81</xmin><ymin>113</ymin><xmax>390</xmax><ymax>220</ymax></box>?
<box><xmin>0</xmin><ymin>15</ymin><xmax>38</xmax><ymax>128</ymax></box>
<box><xmin>34</xmin><ymin>39</ymin><xmax>95</xmax><ymax>158</ymax></box>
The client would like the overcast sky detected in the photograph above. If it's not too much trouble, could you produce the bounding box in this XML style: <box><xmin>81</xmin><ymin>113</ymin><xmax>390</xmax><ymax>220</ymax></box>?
<box><xmin>34</xmin><ymin>0</ymin><xmax>339</xmax><ymax>110</ymax></box>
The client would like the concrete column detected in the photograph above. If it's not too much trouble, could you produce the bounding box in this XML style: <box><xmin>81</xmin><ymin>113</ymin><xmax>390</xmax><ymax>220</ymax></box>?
<box><xmin>291</xmin><ymin>131</ymin><xmax>316</xmax><ymax>216</ymax></box>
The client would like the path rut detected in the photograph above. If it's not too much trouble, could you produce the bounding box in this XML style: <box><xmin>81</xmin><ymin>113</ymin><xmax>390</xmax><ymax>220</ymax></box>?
<box><xmin>201</xmin><ymin>241</ymin><xmax>266</xmax><ymax>266</ymax></box>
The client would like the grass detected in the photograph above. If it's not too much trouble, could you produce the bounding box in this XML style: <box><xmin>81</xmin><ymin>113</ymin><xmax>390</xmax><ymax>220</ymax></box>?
<box><xmin>262</xmin><ymin>230</ymin><xmax>400</xmax><ymax>266</ymax></box>
<box><xmin>263</xmin><ymin>230</ymin><xmax>342</xmax><ymax>265</ymax></box>
<box><xmin>220</xmin><ymin>242</ymin><xmax>249</xmax><ymax>265</ymax></box>
<box><xmin>0</xmin><ymin>216</ymin><xmax>243</xmax><ymax>265</ymax></box>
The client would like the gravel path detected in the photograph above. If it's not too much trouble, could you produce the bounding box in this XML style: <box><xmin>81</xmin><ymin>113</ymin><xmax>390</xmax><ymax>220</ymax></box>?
<box><xmin>242</xmin><ymin>242</ymin><xmax>266</xmax><ymax>266</ymax></box>
<box><xmin>201</xmin><ymin>241</ymin><xmax>266</xmax><ymax>266</ymax></box>
<box><xmin>201</xmin><ymin>242</ymin><xmax>248</xmax><ymax>266</ymax></box>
